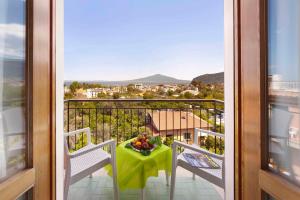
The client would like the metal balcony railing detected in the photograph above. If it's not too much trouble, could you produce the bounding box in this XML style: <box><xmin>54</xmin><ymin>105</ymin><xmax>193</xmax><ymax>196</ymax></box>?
<box><xmin>64</xmin><ymin>99</ymin><xmax>224</xmax><ymax>154</ymax></box>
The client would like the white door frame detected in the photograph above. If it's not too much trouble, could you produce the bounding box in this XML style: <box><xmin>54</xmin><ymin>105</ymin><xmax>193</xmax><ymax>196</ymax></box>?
<box><xmin>55</xmin><ymin>0</ymin><xmax>235</xmax><ymax>199</ymax></box>
<box><xmin>224</xmin><ymin>0</ymin><xmax>235</xmax><ymax>199</ymax></box>
<box><xmin>56</xmin><ymin>0</ymin><xmax>64</xmax><ymax>199</ymax></box>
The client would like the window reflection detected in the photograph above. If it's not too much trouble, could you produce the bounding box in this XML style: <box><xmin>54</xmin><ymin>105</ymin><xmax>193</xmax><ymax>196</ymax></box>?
<box><xmin>268</xmin><ymin>0</ymin><xmax>300</xmax><ymax>186</ymax></box>
<box><xmin>0</xmin><ymin>0</ymin><xmax>27</xmax><ymax>182</ymax></box>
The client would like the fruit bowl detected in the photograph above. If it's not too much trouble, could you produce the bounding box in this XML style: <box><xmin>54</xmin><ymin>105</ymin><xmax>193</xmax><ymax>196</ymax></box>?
<box><xmin>125</xmin><ymin>133</ymin><xmax>162</xmax><ymax>156</ymax></box>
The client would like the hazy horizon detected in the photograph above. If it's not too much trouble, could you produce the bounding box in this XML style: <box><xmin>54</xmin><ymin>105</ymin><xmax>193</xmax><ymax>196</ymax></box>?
<box><xmin>64</xmin><ymin>72</ymin><xmax>224</xmax><ymax>82</ymax></box>
<box><xmin>65</xmin><ymin>0</ymin><xmax>224</xmax><ymax>81</ymax></box>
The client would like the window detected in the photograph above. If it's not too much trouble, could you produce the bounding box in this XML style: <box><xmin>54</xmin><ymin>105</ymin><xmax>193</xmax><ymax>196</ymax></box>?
<box><xmin>267</xmin><ymin>0</ymin><xmax>300</xmax><ymax>187</ymax></box>
<box><xmin>0</xmin><ymin>0</ymin><xmax>27</xmax><ymax>183</ymax></box>
<box><xmin>183</xmin><ymin>132</ymin><xmax>191</xmax><ymax>140</ymax></box>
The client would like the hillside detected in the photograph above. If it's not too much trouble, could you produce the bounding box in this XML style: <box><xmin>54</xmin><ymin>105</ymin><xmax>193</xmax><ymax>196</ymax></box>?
<box><xmin>192</xmin><ymin>72</ymin><xmax>224</xmax><ymax>84</ymax></box>
<box><xmin>66</xmin><ymin>74</ymin><xmax>190</xmax><ymax>86</ymax></box>
<box><xmin>127</xmin><ymin>74</ymin><xmax>189</xmax><ymax>85</ymax></box>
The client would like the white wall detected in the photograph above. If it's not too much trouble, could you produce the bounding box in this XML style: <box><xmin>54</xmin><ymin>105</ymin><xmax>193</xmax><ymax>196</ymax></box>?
<box><xmin>56</xmin><ymin>0</ymin><xmax>64</xmax><ymax>199</ymax></box>
<box><xmin>224</xmin><ymin>0</ymin><xmax>234</xmax><ymax>199</ymax></box>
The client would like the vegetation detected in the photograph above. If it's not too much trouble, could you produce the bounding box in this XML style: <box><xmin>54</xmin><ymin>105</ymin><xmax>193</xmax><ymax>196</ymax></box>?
<box><xmin>64</xmin><ymin>80</ymin><xmax>225</xmax><ymax>154</ymax></box>
<box><xmin>192</xmin><ymin>72</ymin><xmax>224</xmax><ymax>84</ymax></box>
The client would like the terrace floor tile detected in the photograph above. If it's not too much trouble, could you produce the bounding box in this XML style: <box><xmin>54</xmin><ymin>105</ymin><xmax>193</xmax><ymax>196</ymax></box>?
<box><xmin>68</xmin><ymin>167</ymin><xmax>224</xmax><ymax>200</ymax></box>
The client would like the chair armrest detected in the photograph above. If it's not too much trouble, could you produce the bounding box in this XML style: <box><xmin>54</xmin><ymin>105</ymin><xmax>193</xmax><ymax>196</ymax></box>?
<box><xmin>172</xmin><ymin>141</ymin><xmax>224</xmax><ymax>160</ymax></box>
<box><xmin>69</xmin><ymin>139</ymin><xmax>116</xmax><ymax>158</ymax></box>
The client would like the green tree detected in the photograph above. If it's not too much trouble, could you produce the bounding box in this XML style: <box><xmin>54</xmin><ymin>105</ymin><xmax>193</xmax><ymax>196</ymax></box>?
<box><xmin>97</xmin><ymin>92</ymin><xmax>107</xmax><ymax>98</ymax></box>
<box><xmin>69</xmin><ymin>81</ymin><xmax>80</xmax><ymax>94</ymax></box>
<box><xmin>205</xmin><ymin>136</ymin><xmax>215</xmax><ymax>151</ymax></box>
<box><xmin>127</xmin><ymin>84</ymin><xmax>135</xmax><ymax>92</ymax></box>
<box><xmin>158</xmin><ymin>88</ymin><xmax>165</xmax><ymax>95</ymax></box>
<box><xmin>64</xmin><ymin>92</ymin><xmax>74</xmax><ymax>99</ymax></box>
<box><xmin>113</xmin><ymin>93</ymin><xmax>120</xmax><ymax>99</ymax></box>
<box><xmin>143</xmin><ymin>92</ymin><xmax>154</xmax><ymax>99</ymax></box>
<box><xmin>163</xmin><ymin>137</ymin><xmax>174</xmax><ymax>147</ymax></box>
<box><xmin>183</xmin><ymin>92</ymin><xmax>193</xmax><ymax>99</ymax></box>
<box><xmin>167</xmin><ymin>90</ymin><xmax>174</xmax><ymax>96</ymax></box>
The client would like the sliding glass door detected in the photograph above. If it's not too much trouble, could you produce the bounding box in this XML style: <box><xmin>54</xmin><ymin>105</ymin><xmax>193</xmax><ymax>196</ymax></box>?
<box><xmin>237</xmin><ymin>0</ymin><xmax>300</xmax><ymax>199</ymax></box>
<box><xmin>0</xmin><ymin>0</ymin><xmax>54</xmax><ymax>199</ymax></box>
<box><xmin>0</xmin><ymin>0</ymin><xmax>27</xmax><ymax>183</ymax></box>
<box><xmin>263</xmin><ymin>0</ymin><xmax>300</xmax><ymax>199</ymax></box>
<box><xmin>0</xmin><ymin>0</ymin><xmax>33</xmax><ymax>199</ymax></box>
<box><xmin>267</xmin><ymin>0</ymin><xmax>300</xmax><ymax>187</ymax></box>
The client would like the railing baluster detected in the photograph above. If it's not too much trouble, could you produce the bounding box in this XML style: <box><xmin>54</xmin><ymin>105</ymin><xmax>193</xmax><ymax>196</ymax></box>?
<box><xmin>137</xmin><ymin>108</ymin><xmax>139</xmax><ymax>134</ymax></box>
<box><xmin>186</xmin><ymin>108</ymin><xmax>188</xmax><ymax>144</ymax></box>
<box><xmin>145</xmin><ymin>108</ymin><xmax>147</xmax><ymax>134</ymax></box>
<box><xmin>200</xmin><ymin>123</ymin><xmax>201</xmax><ymax>148</ymax></box>
<box><xmin>200</xmin><ymin>105</ymin><xmax>202</xmax><ymax>129</ymax></box>
<box><xmin>179</xmin><ymin>109</ymin><xmax>181</xmax><ymax>142</ymax></box>
<box><xmin>220</xmin><ymin>113</ymin><xmax>222</xmax><ymax>133</ymax></box>
<box><xmin>220</xmin><ymin>137</ymin><xmax>222</xmax><ymax>154</ymax></box>
<box><xmin>117</xmin><ymin>108</ymin><xmax>119</xmax><ymax>143</ymax></box>
<box><xmin>81</xmin><ymin>108</ymin><xmax>84</xmax><ymax>147</ymax></box>
<box><xmin>193</xmin><ymin>105</ymin><xmax>195</xmax><ymax>144</ymax></box>
<box><xmin>75</xmin><ymin>108</ymin><xmax>77</xmax><ymax>150</ymax></box>
<box><xmin>67</xmin><ymin>101</ymin><xmax>70</xmax><ymax>148</ymax></box>
<box><xmin>151</xmin><ymin>109</ymin><xmax>154</xmax><ymax>136</ymax></box>
<box><xmin>199</xmin><ymin>106</ymin><xmax>202</xmax><ymax>146</ymax></box>
<box><xmin>103</xmin><ymin>108</ymin><xmax>105</xmax><ymax>143</ymax></box>
<box><xmin>88</xmin><ymin>109</ymin><xmax>91</xmax><ymax>127</ymax></box>
<box><xmin>110</xmin><ymin>108</ymin><xmax>112</xmax><ymax>139</ymax></box>
<box><xmin>123</xmin><ymin>108</ymin><xmax>126</xmax><ymax>140</ymax></box>
<box><xmin>165</xmin><ymin>108</ymin><xmax>167</xmax><ymax>139</ymax></box>
<box><xmin>172</xmin><ymin>109</ymin><xmax>175</xmax><ymax>141</ymax></box>
<box><xmin>131</xmin><ymin>109</ymin><xmax>133</xmax><ymax>136</ymax></box>
<box><xmin>158</xmin><ymin>109</ymin><xmax>160</xmax><ymax>137</ymax></box>
<box><xmin>96</xmin><ymin>108</ymin><xmax>98</xmax><ymax>144</ymax></box>
<box><xmin>214</xmin><ymin>102</ymin><xmax>217</xmax><ymax>154</ymax></box>
<box><xmin>207</xmin><ymin>108</ymin><xmax>209</xmax><ymax>131</ymax></box>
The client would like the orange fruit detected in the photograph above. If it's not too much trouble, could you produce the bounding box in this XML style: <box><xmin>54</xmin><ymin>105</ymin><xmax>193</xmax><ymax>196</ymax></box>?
<box><xmin>136</xmin><ymin>141</ymin><xmax>142</xmax><ymax>146</ymax></box>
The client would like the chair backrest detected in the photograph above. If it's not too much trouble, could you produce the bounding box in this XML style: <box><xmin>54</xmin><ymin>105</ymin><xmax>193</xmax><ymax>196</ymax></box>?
<box><xmin>194</xmin><ymin>128</ymin><xmax>225</xmax><ymax>144</ymax></box>
<box><xmin>64</xmin><ymin>127</ymin><xmax>92</xmax><ymax>156</ymax></box>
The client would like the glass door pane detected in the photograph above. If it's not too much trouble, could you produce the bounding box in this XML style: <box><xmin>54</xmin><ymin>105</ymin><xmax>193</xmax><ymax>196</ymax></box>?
<box><xmin>0</xmin><ymin>0</ymin><xmax>27</xmax><ymax>182</ymax></box>
<box><xmin>268</xmin><ymin>0</ymin><xmax>300</xmax><ymax>186</ymax></box>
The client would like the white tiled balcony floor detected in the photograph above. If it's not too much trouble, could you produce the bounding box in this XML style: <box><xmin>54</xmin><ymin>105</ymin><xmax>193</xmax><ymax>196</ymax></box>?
<box><xmin>68</xmin><ymin>167</ymin><xmax>224</xmax><ymax>200</ymax></box>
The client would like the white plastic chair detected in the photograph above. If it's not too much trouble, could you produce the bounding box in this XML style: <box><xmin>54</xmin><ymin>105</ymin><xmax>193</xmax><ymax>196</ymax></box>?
<box><xmin>64</xmin><ymin>127</ymin><xmax>119</xmax><ymax>200</ymax></box>
<box><xmin>170</xmin><ymin>128</ymin><xmax>225</xmax><ymax>200</ymax></box>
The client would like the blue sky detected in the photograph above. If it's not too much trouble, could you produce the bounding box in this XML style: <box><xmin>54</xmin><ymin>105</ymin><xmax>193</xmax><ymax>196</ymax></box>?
<box><xmin>268</xmin><ymin>0</ymin><xmax>300</xmax><ymax>81</ymax></box>
<box><xmin>65</xmin><ymin>0</ymin><xmax>224</xmax><ymax>81</ymax></box>
<box><xmin>0</xmin><ymin>0</ymin><xmax>26</xmax><ymax>59</ymax></box>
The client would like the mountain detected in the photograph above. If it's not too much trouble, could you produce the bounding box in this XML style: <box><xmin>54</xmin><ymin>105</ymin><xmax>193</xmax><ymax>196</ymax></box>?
<box><xmin>127</xmin><ymin>74</ymin><xmax>189</xmax><ymax>85</ymax></box>
<box><xmin>192</xmin><ymin>72</ymin><xmax>224</xmax><ymax>84</ymax></box>
<box><xmin>65</xmin><ymin>74</ymin><xmax>190</xmax><ymax>86</ymax></box>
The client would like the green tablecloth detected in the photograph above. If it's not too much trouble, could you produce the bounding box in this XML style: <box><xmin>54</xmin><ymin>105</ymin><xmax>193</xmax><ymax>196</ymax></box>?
<box><xmin>106</xmin><ymin>139</ymin><xmax>172</xmax><ymax>190</ymax></box>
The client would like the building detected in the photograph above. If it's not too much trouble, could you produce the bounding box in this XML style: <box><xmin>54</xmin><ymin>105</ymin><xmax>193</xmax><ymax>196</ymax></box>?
<box><xmin>85</xmin><ymin>88</ymin><xmax>105</xmax><ymax>98</ymax></box>
<box><xmin>148</xmin><ymin>110</ymin><xmax>212</xmax><ymax>143</ymax></box>
<box><xmin>134</xmin><ymin>83</ymin><xmax>143</xmax><ymax>90</ymax></box>
<box><xmin>181</xmin><ymin>89</ymin><xmax>199</xmax><ymax>96</ymax></box>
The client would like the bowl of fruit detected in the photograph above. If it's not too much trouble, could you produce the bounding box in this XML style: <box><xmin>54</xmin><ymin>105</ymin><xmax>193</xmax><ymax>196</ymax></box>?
<box><xmin>125</xmin><ymin>133</ymin><xmax>162</xmax><ymax>156</ymax></box>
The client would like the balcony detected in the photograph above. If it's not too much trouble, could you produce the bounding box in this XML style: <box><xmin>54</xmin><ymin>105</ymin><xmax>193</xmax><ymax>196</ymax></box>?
<box><xmin>64</xmin><ymin>99</ymin><xmax>225</xmax><ymax>200</ymax></box>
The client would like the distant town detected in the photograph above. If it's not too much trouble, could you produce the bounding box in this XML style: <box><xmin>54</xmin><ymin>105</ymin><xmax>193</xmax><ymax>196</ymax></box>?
<box><xmin>64</xmin><ymin>73</ymin><xmax>224</xmax><ymax>100</ymax></box>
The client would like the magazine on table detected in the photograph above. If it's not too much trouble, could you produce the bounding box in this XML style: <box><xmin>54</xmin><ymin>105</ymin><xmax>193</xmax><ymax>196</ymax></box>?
<box><xmin>182</xmin><ymin>153</ymin><xmax>220</xmax><ymax>169</ymax></box>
